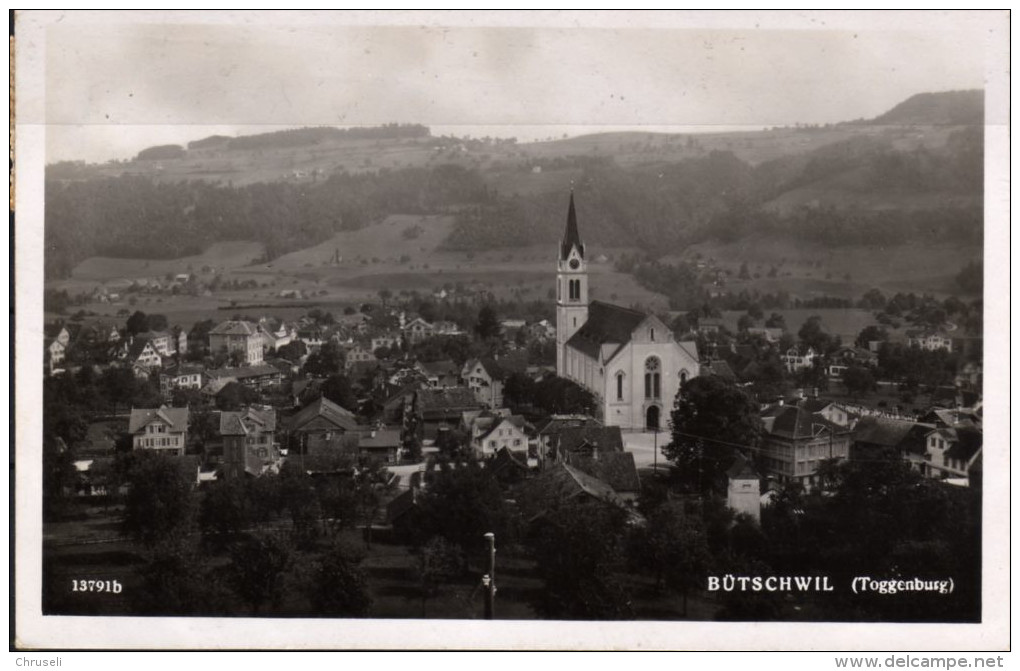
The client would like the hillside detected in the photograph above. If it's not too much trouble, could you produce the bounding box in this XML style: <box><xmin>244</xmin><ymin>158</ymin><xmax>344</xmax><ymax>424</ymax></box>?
<box><xmin>44</xmin><ymin>91</ymin><xmax>984</xmax><ymax>283</ymax></box>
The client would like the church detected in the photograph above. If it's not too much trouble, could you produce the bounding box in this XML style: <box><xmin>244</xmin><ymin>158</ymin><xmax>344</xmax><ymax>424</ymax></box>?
<box><xmin>555</xmin><ymin>194</ymin><xmax>700</xmax><ymax>431</ymax></box>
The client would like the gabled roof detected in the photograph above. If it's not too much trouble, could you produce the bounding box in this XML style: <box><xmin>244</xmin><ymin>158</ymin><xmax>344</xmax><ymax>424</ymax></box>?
<box><xmin>290</xmin><ymin>396</ymin><xmax>360</xmax><ymax>433</ymax></box>
<box><xmin>560</xmin><ymin>192</ymin><xmax>584</xmax><ymax>261</ymax></box>
<box><xmin>477</xmin><ymin>415</ymin><xmax>530</xmax><ymax>443</ymax></box>
<box><xmin>702</xmin><ymin>359</ymin><xmax>736</xmax><ymax>382</ymax></box>
<box><xmin>761</xmin><ymin>404</ymin><xmax>844</xmax><ymax>440</ymax></box>
<box><xmin>556</xmin><ymin>425</ymin><xmax>624</xmax><ymax>454</ymax></box>
<box><xmin>128</xmin><ymin>406</ymin><xmax>189</xmax><ymax>434</ymax></box>
<box><xmin>210</xmin><ymin>320</ymin><xmax>259</xmax><ymax>336</ymax></box>
<box><xmin>566</xmin><ymin>451</ymin><xmax>640</xmax><ymax>493</ymax></box>
<box><xmin>853</xmin><ymin>416</ymin><xmax>933</xmax><ymax>455</ymax></box>
<box><xmin>126</xmin><ymin>337</ymin><xmax>159</xmax><ymax>361</ymax></box>
<box><xmin>463</xmin><ymin>357</ymin><xmax>507</xmax><ymax>381</ymax></box>
<box><xmin>945</xmin><ymin>426</ymin><xmax>983</xmax><ymax>463</ymax></box>
<box><xmin>565</xmin><ymin>300</ymin><xmax>648</xmax><ymax>361</ymax></box>
<box><xmin>358</xmin><ymin>428</ymin><xmax>401</xmax><ymax>448</ymax></box>
<box><xmin>219</xmin><ymin>407</ymin><xmax>277</xmax><ymax>436</ymax></box>
<box><xmin>534</xmin><ymin>414</ymin><xmax>601</xmax><ymax>436</ymax></box>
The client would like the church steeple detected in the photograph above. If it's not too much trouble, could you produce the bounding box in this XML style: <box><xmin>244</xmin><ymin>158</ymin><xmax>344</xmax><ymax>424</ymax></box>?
<box><xmin>556</xmin><ymin>192</ymin><xmax>589</xmax><ymax>378</ymax></box>
<box><xmin>560</xmin><ymin>191</ymin><xmax>584</xmax><ymax>261</ymax></box>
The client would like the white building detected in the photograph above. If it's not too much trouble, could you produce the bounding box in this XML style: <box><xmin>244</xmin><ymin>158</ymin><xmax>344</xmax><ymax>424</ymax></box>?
<box><xmin>555</xmin><ymin>193</ymin><xmax>699</xmax><ymax>430</ymax></box>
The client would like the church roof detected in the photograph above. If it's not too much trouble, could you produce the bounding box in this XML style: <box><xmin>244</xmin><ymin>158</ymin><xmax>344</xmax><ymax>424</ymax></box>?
<box><xmin>565</xmin><ymin>300</ymin><xmax>648</xmax><ymax>361</ymax></box>
<box><xmin>560</xmin><ymin>192</ymin><xmax>585</xmax><ymax>261</ymax></box>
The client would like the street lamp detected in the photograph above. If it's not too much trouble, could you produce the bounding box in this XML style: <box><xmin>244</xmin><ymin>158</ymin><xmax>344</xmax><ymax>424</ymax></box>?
<box><xmin>483</xmin><ymin>532</ymin><xmax>496</xmax><ymax>620</ymax></box>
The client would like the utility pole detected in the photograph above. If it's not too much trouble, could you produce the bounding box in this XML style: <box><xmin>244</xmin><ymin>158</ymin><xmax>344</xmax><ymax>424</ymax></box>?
<box><xmin>483</xmin><ymin>532</ymin><xmax>496</xmax><ymax>620</ymax></box>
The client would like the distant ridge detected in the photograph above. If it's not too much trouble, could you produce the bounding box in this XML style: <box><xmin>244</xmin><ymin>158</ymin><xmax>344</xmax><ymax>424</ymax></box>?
<box><xmin>868</xmin><ymin>90</ymin><xmax>984</xmax><ymax>126</ymax></box>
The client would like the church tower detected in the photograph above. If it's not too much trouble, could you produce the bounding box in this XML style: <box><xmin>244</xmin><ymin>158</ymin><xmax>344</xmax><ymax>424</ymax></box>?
<box><xmin>556</xmin><ymin>192</ymin><xmax>589</xmax><ymax>377</ymax></box>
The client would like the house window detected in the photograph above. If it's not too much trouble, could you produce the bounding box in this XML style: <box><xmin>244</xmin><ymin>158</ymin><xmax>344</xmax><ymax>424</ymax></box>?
<box><xmin>489</xmin><ymin>441</ymin><xmax>496</xmax><ymax>448</ymax></box>
<box><xmin>644</xmin><ymin>357</ymin><xmax>661</xmax><ymax>399</ymax></box>
<box><xmin>616</xmin><ymin>372</ymin><xmax>625</xmax><ymax>401</ymax></box>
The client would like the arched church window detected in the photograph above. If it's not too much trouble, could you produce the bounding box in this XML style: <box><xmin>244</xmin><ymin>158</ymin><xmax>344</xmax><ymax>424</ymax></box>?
<box><xmin>616</xmin><ymin>371</ymin><xmax>625</xmax><ymax>401</ymax></box>
<box><xmin>644</xmin><ymin>357</ymin><xmax>661</xmax><ymax>399</ymax></box>
<box><xmin>650</xmin><ymin>327</ymin><xmax>655</xmax><ymax>342</ymax></box>
<box><xmin>679</xmin><ymin>369</ymin><xmax>689</xmax><ymax>386</ymax></box>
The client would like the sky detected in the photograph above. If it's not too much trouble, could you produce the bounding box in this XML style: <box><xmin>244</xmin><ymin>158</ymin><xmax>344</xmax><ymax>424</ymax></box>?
<box><xmin>17</xmin><ymin>11</ymin><xmax>1000</xmax><ymax>164</ymax></box>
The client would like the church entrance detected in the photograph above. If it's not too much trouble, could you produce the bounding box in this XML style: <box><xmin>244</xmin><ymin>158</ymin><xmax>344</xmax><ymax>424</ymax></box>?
<box><xmin>646</xmin><ymin>405</ymin><xmax>660</xmax><ymax>431</ymax></box>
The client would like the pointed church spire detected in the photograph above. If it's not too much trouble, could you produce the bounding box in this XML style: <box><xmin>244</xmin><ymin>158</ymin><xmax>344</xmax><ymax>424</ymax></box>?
<box><xmin>560</xmin><ymin>191</ymin><xmax>585</xmax><ymax>261</ymax></box>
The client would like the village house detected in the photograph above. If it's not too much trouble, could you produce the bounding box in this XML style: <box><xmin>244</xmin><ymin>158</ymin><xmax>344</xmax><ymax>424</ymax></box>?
<box><xmin>218</xmin><ymin>406</ymin><xmax>279</xmax><ymax>479</ymax></box>
<box><xmin>906</xmin><ymin>329</ymin><xmax>953</xmax><ymax>353</ymax></box>
<box><xmin>419</xmin><ymin>359</ymin><xmax>461</xmax><ymax>388</ymax></box>
<box><xmin>159</xmin><ymin>363</ymin><xmax>206</xmax><ymax>399</ymax></box>
<box><xmin>461</xmin><ymin>357</ymin><xmax>506</xmax><ymax>409</ymax></box>
<box><xmin>758</xmin><ymin>402</ymin><xmax>852</xmax><ymax>490</ymax></box>
<box><xmin>781</xmin><ymin>346</ymin><xmax>817</xmax><ymax>373</ymax></box>
<box><xmin>125</xmin><ymin>338</ymin><xmax>163</xmax><ymax>378</ymax></box>
<box><xmin>402</xmin><ymin>317</ymin><xmax>435</xmax><ymax>345</ymax></box>
<box><xmin>356</xmin><ymin>426</ymin><xmax>402</xmax><ymax>464</ymax></box>
<box><xmin>371</xmin><ymin>332</ymin><xmax>402</xmax><ymax>352</ymax></box>
<box><xmin>464</xmin><ymin>410</ymin><xmax>530</xmax><ymax>459</ymax></box>
<box><xmin>534</xmin><ymin>415</ymin><xmax>603</xmax><ymax>466</ymax></box>
<box><xmin>288</xmin><ymin>395</ymin><xmax>362</xmax><ymax>454</ymax></box>
<box><xmin>923</xmin><ymin>426</ymin><xmax>982</xmax><ymax>484</ymax></box>
<box><xmin>851</xmin><ymin>415</ymin><xmax>934</xmax><ymax>472</ymax></box>
<box><xmin>209</xmin><ymin>320</ymin><xmax>264</xmax><ymax>365</ymax></box>
<box><xmin>128</xmin><ymin>406</ymin><xmax>190</xmax><ymax>455</ymax></box>
<box><xmin>258</xmin><ymin>319</ymin><xmax>296</xmax><ymax>352</ymax></box>
<box><xmin>343</xmin><ymin>343</ymin><xmax>377</xmax><ymax>372</ymax></box>
<box><xmin>412</xmin><ymin>387</ymin><xmax>485</xmax><ymax>445</ymax></box>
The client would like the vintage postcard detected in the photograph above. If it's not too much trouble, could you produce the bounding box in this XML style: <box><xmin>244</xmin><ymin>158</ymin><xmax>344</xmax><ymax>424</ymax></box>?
<box><xmin>13</xmin><ymin>10</ymin><xmax>1010</xmax><ymax>651</ymax></box>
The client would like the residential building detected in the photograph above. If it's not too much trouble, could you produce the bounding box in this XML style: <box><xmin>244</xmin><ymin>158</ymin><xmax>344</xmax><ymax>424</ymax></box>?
<box><xmin>465</xmin><ymin>411</ymin><xmax>530</xmax><ymax>459</ymax></box>
<box><xmin>403</xmin><ymin>317</ymin><xmax>435</xmax><ymax>345</ymax></box>
<box><xmin>923</xmin><ymin>426</ymin><xmax>982</xmax><ymax>483</ymax></box>
<box><xmin>461</xmin><ymin>357</ymin><xmax>506</xmax><ymax>408</ymax></box>
<box><xmin>209</xmin><ymin>320</ymin><xmax>264</xmax><ymax>365</ymax></box>
<box><xmin>159</xmin><ymin>363</ymin><xmax>206</xmax><ymax>399</ymax></box>
<box><xmin>219</xmin><ymin>406</ymin><xmax>278</xmax><ymax>479</ymax></box>
<box><xmin>126</xmin><ymin>338</ymin><xmax>163</xmax><ymax>377</ymax></box>
<box><xmin>289</xmin><ymin>395</ymin><xmax>361</xmax><ymax>453</ymax></box>
<box><xmin>906</xmin><ymin>329</ymin><xmax>953</xmax><ymax>352</ymax></box>
<box><xmin>759</xmin><ymin>402</ymin><xmax>852</xmax><ymax>489</ymax></box>
<box><xmin>128</xmin><ymin>406</ymin><xmax>189</xmax><ymax>455</ymax></box>
<box><xmin>781</xmin><ymin>346</ymin><xmax>817</xmax><ymax>373</ymax></box>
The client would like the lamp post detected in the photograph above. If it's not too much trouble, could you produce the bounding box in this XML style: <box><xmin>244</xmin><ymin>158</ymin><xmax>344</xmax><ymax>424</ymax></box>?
<box><xmin>483</xmin><ymin>532</ymin><xmax>496</xmax><ymax>620</ymax></box>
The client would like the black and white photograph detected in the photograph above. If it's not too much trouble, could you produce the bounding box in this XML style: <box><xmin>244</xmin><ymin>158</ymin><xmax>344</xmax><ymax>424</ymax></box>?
<box><xmin>13</xmin><ymin>10</ymin><xmax>1010</xmax><ymax>651</ymax></box>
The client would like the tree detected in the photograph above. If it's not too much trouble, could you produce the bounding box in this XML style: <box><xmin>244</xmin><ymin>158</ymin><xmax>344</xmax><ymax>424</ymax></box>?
<box><xmin>416</xmin><ymin>463</ymin><xmax>509</xmax><ymax>553</ymax></box>
<box><xmin>635</xmin><ymin>501</ymin><xmax>712</xmax><ymax>616</ymax></box>
<box><xmin>474</xmin><ymin>305</ymin><xmax>501</xmax><ymax>341</ymax></box>
<box><xmin>305</xmin><ymin>543</ymin><xmax>372</xmax><ymax>617</ymax></box>
<box><xmin>414</xmin><ymin>535</ymin><xmax>461</xmax><ymax>617</ymax></box>
<box><xmin>320</xmin><ymin>374</ymin><xmax>358</xmax><ymax>413</ymax></box>
<box><xmin>798</xmin><ymin>315</ymin><xmax>834</xmax><ymax>354</ymax></box>
<box><xmin>227</xmin><ymin>533</ymin><xmax>292</xmax><ymax>614</ymax></box>
<box><xmin>126</xmin><ymin>310</ymin><xmax>149</xmax><ymax>335</ymax></box>
<box><xmin>215</xmin><ymin>381</ymin><xmax>260</xmax><ymax>411</ymax></box>
<box><xmin>530</xmin><ymin>503</ymin><xmax>633</xmax><ymax>620</ymax></box>
<box><xmin>132</xmin><ymin>538</ymin><xmax>232</xmax><ymax>616</ymax></box>
<box><xmin>765</xmin><ymin>312</ymin><xmax>786</xmax><ymax>329</ymax></box>
<box><xmin>303</xmin><ymin>341</ymin><xmax>344</xmax><ymax>377</ymax></box>
<box><xmin>855</xmin><ymin>325</ymin><xmax>888</xmax><ymax>349</ymax></box>
<box><xmin>663</xmin><ymin>376</ymin><xmax>762</xmax><ymax>493</ymax></box>
<box><xmin>122</xmin><ymin>451</ymin><xmax>197</xmax><ymax>546</ymax></box>
<box><xmin>842</xmin><ymin>365</ymin><xmax>876</xmax><ymax>398</ymax></box>
<box><xmin>738</xmin><ymin>262</ymin><xmax>751</xmax><ymax>280</ymax></box>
